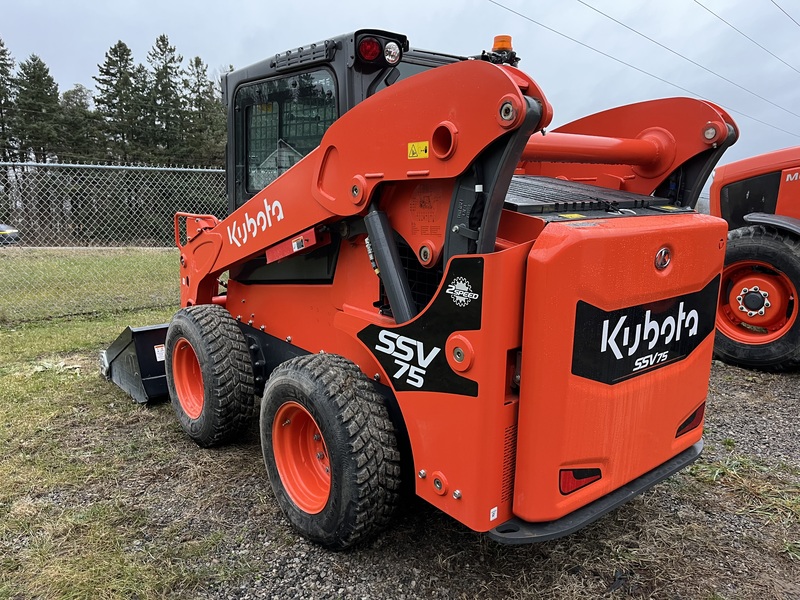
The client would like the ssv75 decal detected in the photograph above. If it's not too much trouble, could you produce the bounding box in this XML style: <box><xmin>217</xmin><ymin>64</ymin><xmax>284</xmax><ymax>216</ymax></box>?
<box><xmin>572</xmin><ymin>275</ymin><xmax>720</xmax><ymax>384</ymax></box>
<box><xmin>374</xmin><ymin>330</ymin><xmax>441</xmax><ymax>388</ymax></box>
<box><xmin>358</xmin><ymin>257</ymin><xmax>483</xmax><ymax>396</ymax></box>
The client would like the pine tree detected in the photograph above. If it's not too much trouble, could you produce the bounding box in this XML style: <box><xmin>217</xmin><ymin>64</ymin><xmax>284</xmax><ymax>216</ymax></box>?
<box><xmin>147</xmin><ymin>34</ymin><xmax>186</xmax><ymax>162</ymax></box>
<box><xmin>0</xmin><ymin>37</ymin><xmax>14</xmax><ymax>223</ymax></box>
<box><xmin>0</xmin><ymin>37</ymin><xmax>14</xmax><ymax>163</ymax></box>
<box><xmin>12</xmin><ymin>54</ymin><xmax>60</xmax><ymax>163</ymax></box>
<box><xmin>128</xmin><ymin>64</ymin><xmax>154</xmax><ymax>163</ymax></box>
<box><xmin>183</xmin><ymin>57</ymin><xmax>225</xmax><ymax>166</ymax></box>
<box><xmin>93</xmin><ymin>41</ymin><xmax>138</xmax><ymax>162</ymax></box>
<box><xmin>59</xmin><ymin>84</ymin><xmax>102</xmax><ymax>161</ymax></box>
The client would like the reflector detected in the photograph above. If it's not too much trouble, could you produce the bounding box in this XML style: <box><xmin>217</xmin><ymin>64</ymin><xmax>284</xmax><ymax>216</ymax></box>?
<box><xmin>676</xmin><ymin>402</ymin><xmax>706</xmax><ymax>437</ymax></box>
<box><xmin>559</xmin><ymin>468</ymin><xmax>602</xmax><ymax>495</ymax></box>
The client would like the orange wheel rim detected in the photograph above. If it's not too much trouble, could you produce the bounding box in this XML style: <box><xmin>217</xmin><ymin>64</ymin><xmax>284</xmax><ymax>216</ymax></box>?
<box><xmin>716</xmin><ymin>260</ymin><xmax>798</xmax><ymax>345</ymax></box>
<box><xmin>173</xmin><ymin>338</ymin><xmax>204</xmax><ymax>419</ymax></box>
<box><xmin>272</xmin><ymin>401</ymin><xmax>331</xmax><ymax>514</ymax></box>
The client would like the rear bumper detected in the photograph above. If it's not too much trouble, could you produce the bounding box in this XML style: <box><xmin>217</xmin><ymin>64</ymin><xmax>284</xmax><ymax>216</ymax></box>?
<box><xmin>487</xmin><ymin>439</ymin><xmax>703</xmax><ymax>544</ymax></box>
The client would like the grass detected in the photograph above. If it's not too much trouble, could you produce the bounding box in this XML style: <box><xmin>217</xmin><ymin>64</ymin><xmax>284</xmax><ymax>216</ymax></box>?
<box><xmin>690</xmin><ymin>451</ymin><xmax>800</xmax><ymax>523</ymax></box>
<box><xmin>0</xmin><ymin>308</ymin><xmax>187</xmax><ymax>599</ymax></box>
<box><xmin>1</xmin><ymin>310</ymin><xmax>798</xmax><ymax>599</ymax></box>
<box><xmin>785</xmin><ymin>541</ymin><xmax>800</xmax><ymax>562</ymax></box>
<box><xmin>0</xmin><ymin>247</ymin><xmax>179</xmax><ymax>324</ymax></box>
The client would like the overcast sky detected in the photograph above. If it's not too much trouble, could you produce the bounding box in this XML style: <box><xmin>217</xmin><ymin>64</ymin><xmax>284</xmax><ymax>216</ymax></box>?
<box><xmin>3</xmin><ymin>0</ymin><xmax>800</xmax><ymax>170</ymax></box>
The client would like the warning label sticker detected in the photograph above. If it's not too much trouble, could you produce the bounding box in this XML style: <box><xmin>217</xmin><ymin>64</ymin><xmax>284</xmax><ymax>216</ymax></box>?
<box><xmin>407</xmin><ymin>141</ymin><xmax>429</xmax><ymax>159</ymax></box>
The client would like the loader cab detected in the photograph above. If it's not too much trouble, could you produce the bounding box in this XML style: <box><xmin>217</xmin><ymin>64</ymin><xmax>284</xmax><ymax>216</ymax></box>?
<box><xmin>222</xmin><ymin>30</ymin><xmax>460</xmax><ymax>213</ymax></box>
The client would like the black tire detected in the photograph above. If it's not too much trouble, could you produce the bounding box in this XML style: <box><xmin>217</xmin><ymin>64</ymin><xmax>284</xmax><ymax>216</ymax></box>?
<box><xmin>165</xmin><ymin>305</ymin><xmax>255</xmax><ymax>447</ymax></box>
<box><xmin>260</xmin><ymin>353</ymin><xmax>401</xmax><ymax>549</ymax></box>
<box><xmin>714</xmin><ymin>226</ymin><xmax>800</xmax><ymax>371</ymax></box>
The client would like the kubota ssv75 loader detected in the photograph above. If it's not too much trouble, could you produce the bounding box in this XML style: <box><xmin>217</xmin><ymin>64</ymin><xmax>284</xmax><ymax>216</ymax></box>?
<box><xmin>102</xmin><ymin>31</ymin><xmax>737</xmax><ymax>548</ymax></box>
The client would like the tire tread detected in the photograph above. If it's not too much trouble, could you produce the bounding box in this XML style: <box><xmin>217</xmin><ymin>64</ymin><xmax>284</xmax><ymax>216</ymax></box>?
<box><xmin>166</xmin><ymin>305</ymin><xmax>255</xmax><ymax>447</ymax></box>
<box><xmin>263</xmin><ymin>353</ymin><xmax>401</xmax><ymax>549</ymax></box>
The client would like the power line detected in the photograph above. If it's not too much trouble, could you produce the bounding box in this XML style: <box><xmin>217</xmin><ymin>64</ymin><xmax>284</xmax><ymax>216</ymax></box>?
<box><xmin>693</xmin><ymin>0</ymin><xmax>800</xmax><ymax>76</ymax></box>
<box><xmin>770</xmin><ymin>0</ymin><xmax>800</xmax><ymax>30</ymax></box>
<box><xmin>575</xmin><ymin>0</ymin><xmax>800</xmax><ymax>121</ymax></box>
<box><xmin>485</xmin><ymin>0</ymin><xmax>800</xmax><ymax>139</ymax></box>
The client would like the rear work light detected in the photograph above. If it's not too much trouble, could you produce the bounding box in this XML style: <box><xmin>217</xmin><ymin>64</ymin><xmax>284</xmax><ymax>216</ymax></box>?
<box><xmin>384</xmin><ymin>41</ymin><xmax>401</xmax><ymax>65</ymax></box>
<box><xmin>358</xmin><ymin>37</ymin><xmax>382</xmax><ymax>62</ymax></box>
<box><xmin>676</xmin><ymin>402</ymin><xmax>706</xmax><ymax>437</ymax></box>
<box><xmin>559</xmin><ymin>468</ymin><xmax>602</xmax><ymax>495</ymax></box>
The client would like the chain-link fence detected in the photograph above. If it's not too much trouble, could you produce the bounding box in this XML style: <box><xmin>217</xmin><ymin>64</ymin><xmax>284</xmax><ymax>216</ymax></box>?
<box><xmin>0</xmin><ymin>162</ymin><xmax>226</xmax><ymax>324</ymax></box>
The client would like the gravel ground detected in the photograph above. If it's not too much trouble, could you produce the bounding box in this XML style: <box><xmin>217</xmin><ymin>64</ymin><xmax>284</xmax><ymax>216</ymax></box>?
<box><xmin>112</xmin><ymin>361</ymin><xmax>800</xmax><ymax>598</ymax></box>
<box><xmin>6</xmin><ymin>357</ymin><xmax>799</xmax><ymax>599</ymax></box>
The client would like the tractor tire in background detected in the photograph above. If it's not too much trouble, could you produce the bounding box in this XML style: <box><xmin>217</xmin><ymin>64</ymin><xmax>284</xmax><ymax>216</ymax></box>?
<box><xmin>165</xmin><ymin>305</ymin><xmax>255</xmax><ymax>447</ymax></box>
<box><xmin>714</xmin><ymin>225</ymin><xmax>800</xmax><ymax>371</ymax></box>
<box><xmin>260</xmin><ymin>353</ymin><xmax>401</xmax><ymax>550</ymax></box>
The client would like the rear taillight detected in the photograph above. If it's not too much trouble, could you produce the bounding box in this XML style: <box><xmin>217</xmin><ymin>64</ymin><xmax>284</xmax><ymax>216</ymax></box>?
<box><xmin>559</xmin><ymin>468</ymin><xmax>602</xmax><ymax>495</ymax></box>
<box><xmin>358</xmin><ymin>37</ymin><xmax>382</xmax><ymax>62</ymax></box>
<box><xmin>676</xmin><ymin>402</ymin><xmax>705</xmax><ymax>437</ymax></box>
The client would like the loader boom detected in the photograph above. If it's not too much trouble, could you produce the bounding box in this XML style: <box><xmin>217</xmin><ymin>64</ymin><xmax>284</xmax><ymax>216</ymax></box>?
<box><xmin>177</xmin><ymin>59</ymin><xmax>551</xmax><ymax>310</ymax></box>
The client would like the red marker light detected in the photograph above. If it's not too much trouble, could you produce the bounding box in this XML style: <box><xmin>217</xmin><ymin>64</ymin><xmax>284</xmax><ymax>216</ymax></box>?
<box><xmin>559</xmin><ymin>468</ymin><xmax>602</xmax><ymax>495</ymax></box>
<box><xmin>676</xmin><ymin>402</ymin><xmax>705</xmax><ymax>437</ymax></box>
<box><xmin>358</xmin><ymin>37</ymin><xmax>382</xmax><ymax>62</ymax></box>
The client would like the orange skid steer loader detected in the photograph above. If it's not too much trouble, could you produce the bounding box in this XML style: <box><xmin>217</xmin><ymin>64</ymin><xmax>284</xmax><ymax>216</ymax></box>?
<box><xmin>709</xmin><ymin>146</ymin><xmax>800</xmax><ymax>371</ymax></box>
<box><xmin>101</xmin><ymin>31</ymin><xmax>736</xmax><ymax>548</ymax></box>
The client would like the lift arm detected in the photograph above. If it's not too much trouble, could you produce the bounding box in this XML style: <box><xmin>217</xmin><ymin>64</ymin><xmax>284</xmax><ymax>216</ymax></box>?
<box><xmin>521</xmin><ymin>97</ymin><xmax>738</xmax><ymax>202</ymax></box>
<box><xmin>175</xmin><ymin>59</ymin><xmax>552</xmax><ymax>309</ymax></box>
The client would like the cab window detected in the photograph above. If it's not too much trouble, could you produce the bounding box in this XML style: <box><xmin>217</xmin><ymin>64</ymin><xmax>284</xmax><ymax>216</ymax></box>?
<box><xmin>234</xmin><ymin>69</ymin><xmax>337</xmax><ymax>205</ymax></box>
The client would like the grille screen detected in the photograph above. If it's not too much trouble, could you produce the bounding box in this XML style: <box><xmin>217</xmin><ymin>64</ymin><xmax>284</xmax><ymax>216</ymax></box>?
<box><xmin>501</xmin><ymin>424</ymin><xmax>518</xmax><ymax>502</ymax></box>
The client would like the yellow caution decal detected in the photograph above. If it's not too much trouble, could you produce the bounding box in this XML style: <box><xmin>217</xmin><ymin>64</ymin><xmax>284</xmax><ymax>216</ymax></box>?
<box><xmin>408</xmin><ymin>141</ymin><xmax>429</xmax><ymax>159</ymax></box>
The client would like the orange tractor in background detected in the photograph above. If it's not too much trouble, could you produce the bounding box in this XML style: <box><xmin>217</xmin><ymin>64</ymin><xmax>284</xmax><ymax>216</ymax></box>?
<box><xmin>103</xmin><ymin>31</ymin><xmax>738</xmax><ymax>548</ymax></box>
<box><xmin>709</xmin><ymin>147</ymin><xmax>800</xmax><ymax>371</ymax></box>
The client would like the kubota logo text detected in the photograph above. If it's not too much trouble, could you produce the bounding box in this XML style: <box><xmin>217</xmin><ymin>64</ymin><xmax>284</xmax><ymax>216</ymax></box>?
<box><xmin>227</xmin><ymin>198</ymin><xmax>285</xmax><ymax>247</ymax></box>
<box><xmin>571</xmin><ymin>276</ymin><xmax>719</xmax><ymax>384</ymax></box>
<box><xmin>374</xmin><ymin>330</ymin><xmax>441</xmax><ymax>388</ymax></box>
<box><xmin>601</xmin><ymin>302</ymin><xmax>699</xmax><ymax>360</ymax></box>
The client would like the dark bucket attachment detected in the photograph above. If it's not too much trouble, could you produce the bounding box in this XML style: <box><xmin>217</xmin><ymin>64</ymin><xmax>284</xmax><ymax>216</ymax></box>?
<box><xmin>100</xmin><ymin>324</ymin><xmax>170</xmax><ymax>404</ymax></box>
